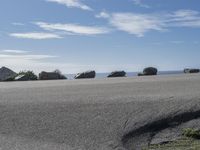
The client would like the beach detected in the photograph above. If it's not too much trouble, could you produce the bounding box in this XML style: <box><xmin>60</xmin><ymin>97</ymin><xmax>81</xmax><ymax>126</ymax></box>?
<box><xmin>0</xmin><ymin>74</ymin><xmax>200</xmax><ymax>150</ymax></box>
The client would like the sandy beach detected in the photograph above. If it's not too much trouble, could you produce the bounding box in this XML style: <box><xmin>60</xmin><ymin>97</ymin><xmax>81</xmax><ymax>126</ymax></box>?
<box><xmin>0</xmin><ymin>74</ymin><xmax>200</xmax><ymax>150</ymax></box>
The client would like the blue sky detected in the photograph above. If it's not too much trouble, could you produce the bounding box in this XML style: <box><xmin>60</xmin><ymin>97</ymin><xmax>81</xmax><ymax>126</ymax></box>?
<box><xmin>0</xmin><ymin>0</ymin><xmax>200</xmax><ymax>73</ymax></box>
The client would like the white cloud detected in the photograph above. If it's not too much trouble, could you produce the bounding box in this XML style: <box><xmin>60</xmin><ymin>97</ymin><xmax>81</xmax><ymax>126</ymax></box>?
<box><xmin>0</xmin><ymin>54</ymin><xmax>112</xmax><ymax>74</ymax></box>
<box><xmin>110</xmin><ymin>13</ymin><xmax>164</xmax><ymax>37</ymax></box>
<box><xmin>0</xmin><ymin>50</ymin><xmax>61</xmax><ymax>73</ymax></box>
<box><xmin>0</xmin><ymin>54</ymin><xmax>57</xmax><ymax>60</ymax></box>
<box><xmin>132</xmin><ymin>0</ymin><xmax>150</xmax><ymax>8</ymax></box>
<box><xmin>46</xmin><ymin>0</ymin><xmax>92</xmax><ymax>11</ymax></box>
<box><xmin>10</xmin><ymin>32</ymin><xmax>62</xmax><ymax>39</ymax></box>
<box><xmin>95</xmin><ymin>11</ymin><xmax>110</xmax><ymax>18</ymax></box>
<box><xmin>35</xmin><ymin>22</ymin><xmax>110</xmax><ymax>35</ymax></box>
<box><xmin>12</xmin><ymin>22</ymin><xmax>25</xmax><ymax>26</ymax></box>
<box><xmin>166</xmin><ymin>10</ymin><xmax>200</xmax><ymax>27</ymax></box>
<box><xmin>173</xmin><ymin>10</ymin><xmax>199</xmax><ymax>19</ymax></box>
<box><xmin>97</xmin><ymin>12</ymin><xmax>164</xmax><ymax>37</ymax></box>
<box><xmin>96</xmin><ymin>9</ymin><xmax>200</xmax><ymax>37</ymax></box>
<box><xmin>1</xmin><ymin>50</ymin><xmax>29</xmax><ymax>54</ymax></box>
<box><xmin>0</xmin><ymin>50</ymin><xmax>57</xmax><ymax>61</ymax></box>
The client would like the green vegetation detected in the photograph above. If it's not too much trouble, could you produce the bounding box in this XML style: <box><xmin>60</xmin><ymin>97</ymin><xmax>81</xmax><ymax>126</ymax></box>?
<box><xmin>143</xmin><ymin>128</ymin><xmax>200</xmax><ymax>150</ymax></box>
<box><xmin>5</xmin><ymin>76</ymin><xmax>15</xmax><ymax>81</ymax></box>
<box><xmin>17</xmin><ymin>71</ymin><xmax>38</xmax><ymax>80</ymax></box>
<box><xmin>182</xmin><ymin>128</ymin><xmax>200</xmax><ymax>139</ymax></box>
<box><xmin>143</xmin><ymin>138</ymin><xmax>200</xmax><ymax>150</ymax></box>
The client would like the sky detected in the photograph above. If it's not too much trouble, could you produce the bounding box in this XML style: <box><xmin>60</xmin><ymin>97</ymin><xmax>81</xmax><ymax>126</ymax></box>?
<box><xmin>0</xmin><ymin>0</ymin><xmax>200</xmax><ymax>74</ymax></box>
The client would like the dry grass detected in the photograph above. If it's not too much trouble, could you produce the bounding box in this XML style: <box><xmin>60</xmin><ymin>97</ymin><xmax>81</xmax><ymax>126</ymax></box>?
<box><xmin>143</xmin><ymin>138</ymin><xmax>200</xmax><ymax>150</ymax></box>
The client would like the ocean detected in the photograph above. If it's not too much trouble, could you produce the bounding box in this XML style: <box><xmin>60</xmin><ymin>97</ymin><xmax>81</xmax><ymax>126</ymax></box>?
<box><xmin>65</xmin><ymin>70</ymin><xmax>183</xmax><ymax>80</ymax></box>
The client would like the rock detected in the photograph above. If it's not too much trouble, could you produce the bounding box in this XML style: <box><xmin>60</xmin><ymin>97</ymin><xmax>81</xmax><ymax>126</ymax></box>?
<box><xmin>15</xmin><ymin>74</ymin><xmax>37</xmax><ymax>81</ymax></box>
<box><xmin>15</xmin><ymin>74</ymin><xmax>29</xmax><ymax>81</ymax></box>
<box><xmin>0</xmin><ymin>66</ymin><xmax>17</xmax><ymax>81</ymax></box>
<box><xmin>138</xmin><ymin>67</ymin><xmax>158</xmax><ymax>76</ymax></box>
<box><xmin>107</xmin><ymin>71</ymin><xmax>126</xmax><ymax>78</ymax></box>
<box><xmin>184</xmin><ymin>68</ymin><xmax>200</xmax><ymax>74</ymax></box>
<box><xmin>39</xmin><ymin>71</ymin><xmax>67</xmax><ymax>80</ymax></box>
<box><xmin>143</xmin><ymin>67</ymin><xmax>158</xmax><ymax>75</ymax></box>
<box><xmin>74</xmin><ymin>70</ymin><xmax>96</xmax><ymax>79</ymax></box>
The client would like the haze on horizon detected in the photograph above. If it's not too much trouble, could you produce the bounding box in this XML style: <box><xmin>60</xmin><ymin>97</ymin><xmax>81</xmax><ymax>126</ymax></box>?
<box><xmin>0</xmin><ymin>0</ymin><xmax>200</xmax><ymax>74</ymax></box>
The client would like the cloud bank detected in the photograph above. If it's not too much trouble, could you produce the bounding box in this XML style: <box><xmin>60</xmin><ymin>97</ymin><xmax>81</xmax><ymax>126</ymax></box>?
<box><xmin>1</xmin><ymin>50</ymin><xmax>29</xmax><ymax>54</ymax></box>
<box><xmin>97</xmin><ymin>10</ymin><xmax>200</xmax><ymax>37</ymax></box>
<box><xmin>35</xmin><ymin>22</ymin><xmax>110</xmax><ymax>35</ymax></box>
<box><xmin>9</xmin><ymin>10</ymin><xmax>200</xmax><ymax>39</ymax></box>
<box><xmin>10</xmin><ymin>32</ymin><xmax>62</xmax><ymax>39</ymax></box>
<box><xmin>0</xmin><ymin>50</ymin><xmax>60</xmax><ymax>73</ymax></box>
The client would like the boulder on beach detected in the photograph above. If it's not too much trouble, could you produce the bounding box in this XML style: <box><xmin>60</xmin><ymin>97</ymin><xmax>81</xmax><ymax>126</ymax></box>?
<box><xmin>0</xmin><ymin>66</ymin><xmax>17</xmax><ymax>81</ymax></box>
<box><xmin>107</xmin><ymin>71</ymin><xmax>126</xmax><ymax>78</ymax></box>
<box><xmin>15</xmin><ymin>74</ymin><xmax>30</xmax><ymax>81</ymax></box>
<box><xmin>138</xmin><ymin>67</ymin><xmax>158</xmax><ymax>76</ymax></box>
<box><xmin>143</xmin><ymin>67</ymin><xmax>158</xmax><ymax>75</ymax></box>
<box><xmin>39</xmin><ymin>71</ymin><xmax>67</xmax><ymax>80</ymax></box>
<box><xmin>184</xmin><ymin>68</ymin><xmax>200</xmax><ymax>74</ymax></box>
<box><xmin>74</xmin><ymin>70</ymin><xmax>96</xmax><ymax>79</ymax></box>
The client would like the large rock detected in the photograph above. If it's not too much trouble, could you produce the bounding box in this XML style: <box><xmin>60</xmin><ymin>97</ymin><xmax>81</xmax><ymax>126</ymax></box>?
<box><xmin>39</xmin><ymin>71</ymin><xmax>67</xmax><ymax>80</ymax></box>
<box><xmin>143</xmin><ymin>67</ymin><xmax>158</xmax><ymax>75</ymax></box>
<box><xmin>0</xmin><ymin>66</ymin><xmax>17</xmax><ymax>81</ymax></box>
<box><xmin>107</xmin><ymin>71</ymin><xmax>126</xmax><ymax>78</ymax></box>
<box><xmin>184</xmin><ymin>68</ymin><xmax>200</xmax><ymax>74</ymax></box>
<box><xmin>74</xmin><ymin>70</ymin><xmax>96</xmax><ymax>79</ymax></box>
<box><xmin>15</xmin><ymin>74</ymin><xmax>30</xmax><ymax>81</ymax></box>
<box><xmin>138</xmin><ymin>67</ymin><xmax>158</xmax><ymax>76</ymax></box>
<box><xmin>15</xmin><ymin>74</ymin><xmax>37</xmax><ymax>81</ymax></box>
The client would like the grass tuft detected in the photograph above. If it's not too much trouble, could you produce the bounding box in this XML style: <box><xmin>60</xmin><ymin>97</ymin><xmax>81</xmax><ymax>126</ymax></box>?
<box><xmin>143</xmin><ymin>128</ymin><xmax>200</xmax><ymax>150</ymax></box>
<box><xmin>182</xmin><ymin>128</ymin><xmax>200</xmax><ymax>139</ymax></box>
